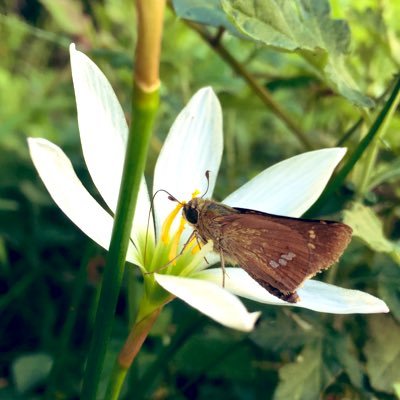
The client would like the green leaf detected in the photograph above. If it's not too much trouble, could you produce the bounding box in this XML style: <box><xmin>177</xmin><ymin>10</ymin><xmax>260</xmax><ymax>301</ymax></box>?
<box><xmin>221</xmin><ymin>0</ymin><xmax>374</xmax><ymax>107</ymax></box>
<box><xmin>250</xmin><ymin>312</ymin><xmax>315</xmax><ymax>353</ymax></box>
<box><xmin>378</xmin><ymin>263</ymin><xmax>400</xmax><ymax>323</ymax></box>
<box><xmin>343</xmin><ymin>202</ymin><xmax>400</xmax><ymax>262</ymax></box>
<box><xmin>12</xmin><ymin>353</ymin><xmax>53</xmax><ymax>394</ymax></box>
<box><xmin>174</xmin><ymin>333</ymin><xmax>254</xmax><ymax>381</ymax></box>
<box><xmin>332</xmin><ymin>335</ymin><xmax>363</xmax><ymax>390</ymax></box>
<box><xmin>172</xmin><ymin>0</ymin><xmax>242</xmax><ymax>35</ymax></box>
<box><xmin>274</xmin><ymin>341</ymin><xmax>340</xmax><ymax>400</ymax></box>
<box><xmin>365</xmin><ymin>315</ymin><xmax>400</xmax><ymax>394</ymax></box>
<box><xmin>395</xmin><ymin>382</ymin><xmax>400</xmax><ymax>398</ymax></box>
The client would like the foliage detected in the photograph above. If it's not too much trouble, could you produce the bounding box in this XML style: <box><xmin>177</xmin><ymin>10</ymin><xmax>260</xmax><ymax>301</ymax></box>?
<box><xmin>0</xmin><ymin>0</ymin><xmax>399</xmax><ymax>399</ymax></box>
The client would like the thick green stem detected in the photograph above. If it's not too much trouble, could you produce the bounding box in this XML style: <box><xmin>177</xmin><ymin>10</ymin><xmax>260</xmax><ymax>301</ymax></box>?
<box><xmin>81</xmin><ymin>1</ymin><xmax>164</xmax><ymax>397</ymax></box>
<box><xmin>81</xmin><ymin>85</ymin><xmax>159</xmax><ymax>400</ymax></box>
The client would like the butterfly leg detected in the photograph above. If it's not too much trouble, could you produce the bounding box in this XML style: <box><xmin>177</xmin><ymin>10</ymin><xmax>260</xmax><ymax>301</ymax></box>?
<box><xmin>220</xmin><ymin>250</ymin><xmax>226</xmax><ymax>288</ymax></box>
<box><xmin>193</xmin><ymin>231</ymin><xmax>209</xmax><ymax>264</ymax></box>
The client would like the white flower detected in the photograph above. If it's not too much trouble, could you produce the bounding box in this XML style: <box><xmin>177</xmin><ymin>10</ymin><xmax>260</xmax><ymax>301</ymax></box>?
<box><xmin>28</xmin><ymin>44</ymin><xmax>389</xmax><ymax>332</ymax></box>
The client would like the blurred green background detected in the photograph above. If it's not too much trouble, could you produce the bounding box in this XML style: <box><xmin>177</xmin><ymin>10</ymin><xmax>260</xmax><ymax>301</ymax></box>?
<box><xmin>1</xmin><ymin>0</ymin><xmax>399</xmax><ymax>399</ymax></box>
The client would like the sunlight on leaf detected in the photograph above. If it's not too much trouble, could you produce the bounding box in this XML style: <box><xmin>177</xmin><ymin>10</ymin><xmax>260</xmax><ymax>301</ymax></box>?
<box><xmin>172</xmin><ymin>0</ymin><xmax>241</xmax><ymax>35</ymax></box>
<box><xmin>221</xmin><ymin>0</ymin><xmax>374</xmax><ymax>107</ymax></box>
<box><xmin>343</xmin><ymin>202</ymin><xmax>400</xmax><ymax>263</ymax></box>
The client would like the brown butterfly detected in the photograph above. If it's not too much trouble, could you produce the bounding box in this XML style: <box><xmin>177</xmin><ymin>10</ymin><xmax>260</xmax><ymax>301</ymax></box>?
<box><xmin>181</xmin><ymin>197</ymin><xmax>352</xmax><ymax>303</ymax></box>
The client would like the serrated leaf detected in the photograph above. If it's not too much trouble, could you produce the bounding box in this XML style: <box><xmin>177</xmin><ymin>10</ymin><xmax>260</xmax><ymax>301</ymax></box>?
<box><xmin>221</xmin><ymin>0</ymin><xmax>374</xmax><ymax>107</ymax></box>
<box><xmin>274</xmin><ymin>341</ymin><xmax>340</xmax><ymax>400</ymax></box>
<box><xmin>365</xmin><ymin>315</ymin><xmax>400</xmax><ymax>394</ymax></box>
<box><xmin>343</xmin><ymin>202</ymin><xmax>400</xmax><ymax>262</ymax></box>
<box><xmin>12</xmin><ymin>353</ymin><xmax>53</xmax><ymax>394</ymax></box>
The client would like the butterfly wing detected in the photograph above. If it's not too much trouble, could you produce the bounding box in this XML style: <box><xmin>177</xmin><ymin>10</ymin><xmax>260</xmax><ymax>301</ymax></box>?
<box><xmin>210</xmin><ymin>209</ymin><xmax>352</xmax><ymax>303</ymax></box>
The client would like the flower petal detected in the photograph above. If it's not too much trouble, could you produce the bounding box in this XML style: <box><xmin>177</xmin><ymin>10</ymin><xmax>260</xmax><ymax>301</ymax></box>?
<box><xmin>153</xmin><ymin>87</ymin><xmax>223</xmax><ymax>234</ymax></box>
<box><xmin>28</xmin><ymin>138</ymin><xmax>140</xmax><ymax>266</ymax></box>
<box><xmin>154</xmin><ymin>273</ymin><xmax>260</xmax><ymax>331</ymax></box>
<box><xmin>69</xmin><ymin>44</ymin><xmax>153</xmax><ymax>240</ymax></box>
<box><xmin>70</xmin><ymin>43</ymin><xmax>127</xmax><ymax>212</ymax></box>
<box><xmin>196</xmin><ymin>268</ymin><xmax>389</xmax><ymax>314</ymax></box>
<box><xmin>223</xmin><ymin>148</ymin><xmax>346</xmax><ymax>217</ymax></box>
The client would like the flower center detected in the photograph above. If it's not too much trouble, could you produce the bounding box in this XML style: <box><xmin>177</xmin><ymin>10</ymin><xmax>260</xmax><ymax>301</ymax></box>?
<box><xmin>160</xmin><ymin>190</ymin><xmax>201</xmax><ymax>264</ymax></box>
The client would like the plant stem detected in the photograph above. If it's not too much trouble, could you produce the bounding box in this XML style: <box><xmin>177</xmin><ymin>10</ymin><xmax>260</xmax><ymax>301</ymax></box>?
<box><xmin>104</xmin><ymin>307</ymin><xmax>161</xmax><ymax>400</ymax></box>
<box><xmin>306</xmin><ymin>75</ymin><xmax>400</xmax><ymax>216</ymax></box>
<box><xmin>356</xmin><ymin>80</ymin><xmax>400</xmax><ymax>196</ymax></box>
<box><xmin>335</xmin><ymin>117</ymin><xmax>363</xmax><ymax>147</ymax></box>
<box><xmin>81</xmin><ymin>83</ymin><xmax>159</xmax><ymax>400</ymax></box>
<box><xmin>81</xmin><ymin>1</ymin><xmax>164</xmax><ymax>398</ymax></box>
<box><xmin>183</xmin><ymin>20</ymin><xmax>314</xmax><ymax>150</ymax></box>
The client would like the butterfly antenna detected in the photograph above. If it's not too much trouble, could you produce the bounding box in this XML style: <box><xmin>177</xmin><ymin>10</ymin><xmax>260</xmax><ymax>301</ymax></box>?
<box><xmin>201</xmin><ymin>170</ymin><xmax>211</xmax><ymax>198</ymax></box>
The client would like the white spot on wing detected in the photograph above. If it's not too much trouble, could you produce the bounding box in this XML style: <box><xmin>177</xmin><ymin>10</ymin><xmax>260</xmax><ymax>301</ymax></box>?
<box><xmin>281</xmin><ymin>252</ymin><xmax>296</xmax><ymax>261</ymax></box>
<box><xmin>269</xmin><ymin>260</ymin><xmax>279</xmax><ymax>268</ymax></box>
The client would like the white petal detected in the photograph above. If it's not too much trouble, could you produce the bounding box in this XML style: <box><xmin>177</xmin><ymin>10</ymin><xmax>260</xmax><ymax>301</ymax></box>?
<box><xmin>196</xmin><ymin>268</ymin><xmax>389</xmax><ymax>314</ymax></box>
<box><xmin>28</xmin><ymin>138</ymin><xmax>140</xmax><ymax>266</ymax></box>
<box><xmin>297</xmin><ymin>280</ymin><xmax>389</xmax><ymax>313</ymax></box>
<box><xmin>153</xmin><ymin>87</ymin><xmax>223</xmax><ymax>234</ymax></box>
<box><xmin>70</xmin><ymin>43</ymin><xmax>127</xmax><ymax>212</ymax></box>
<box><xmin>154</xmin><ymin>273</ymin><xmax>260</xmax><ymax>331</ymax></box>
<box><xmin>223</xmin><ymin>148</ymin><xmax>346</xmax><ymax>217</ymax></box>
<box><xmin>69</xmin><ymin>44</ymin><xmax>153</xmax><ymax>241</ymax></box>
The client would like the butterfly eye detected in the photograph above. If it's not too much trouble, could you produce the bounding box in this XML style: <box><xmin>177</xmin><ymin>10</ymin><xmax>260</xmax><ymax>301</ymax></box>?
<box><xmin>184</xmin><ymin>207</ymin><xmax>199</xmax><ymax>224</ymax></box>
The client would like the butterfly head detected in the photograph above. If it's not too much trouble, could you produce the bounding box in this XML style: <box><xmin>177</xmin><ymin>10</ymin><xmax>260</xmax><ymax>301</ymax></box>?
<box><xmin>183</xmin><ymin>198</ymin><xmax>202</xmax><ymax>225</ymax></box>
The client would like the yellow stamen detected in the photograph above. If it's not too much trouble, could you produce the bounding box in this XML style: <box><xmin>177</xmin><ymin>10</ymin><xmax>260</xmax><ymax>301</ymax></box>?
<box><xmin>168</xmin><ymin>216</ymin><xmax>186</xmax><ymax>262</ymax></box>
<box><xmin>191</xmin><ymin>189</ymin><xmax>200</xmax><ymax>199</ymax></box>
<box><xmin>161</xmin><ymin>202</ymin><xmax>184</xmax><ymax>244</ymax></box>
<box><xmin>191</xmin><ymin>243</ymin><xmax>201</xmax><ymax>254</ymax></box>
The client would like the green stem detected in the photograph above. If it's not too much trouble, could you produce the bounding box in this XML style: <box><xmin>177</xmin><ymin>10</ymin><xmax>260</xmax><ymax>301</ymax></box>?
<box><xmin>104</xmin><ymin>306</ymin><xmax>161</xmax><ymax>400</ymax></box>
<box><xmin>81</xmin><ymin>85</ymin><xmax>159</xmax><ymax>400</ymax></box>
<box><xmin>183</xmin><ymin>20</ymin><xmax>314</xmax><ymax>150</ymax></box>
<box><xmin>305</xmin><ymin>76</ymin><xmax>400</xmax><ymax>216</ymax></box>
<box><xmin>356</xmin><ymin>81</ymin><xmax>400</xmax><ymax>196</ymax></box>
<box><xmin>335</xmin><ymin>117</ymin><xmax>363</xmax><ymax>147</ymax></box>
